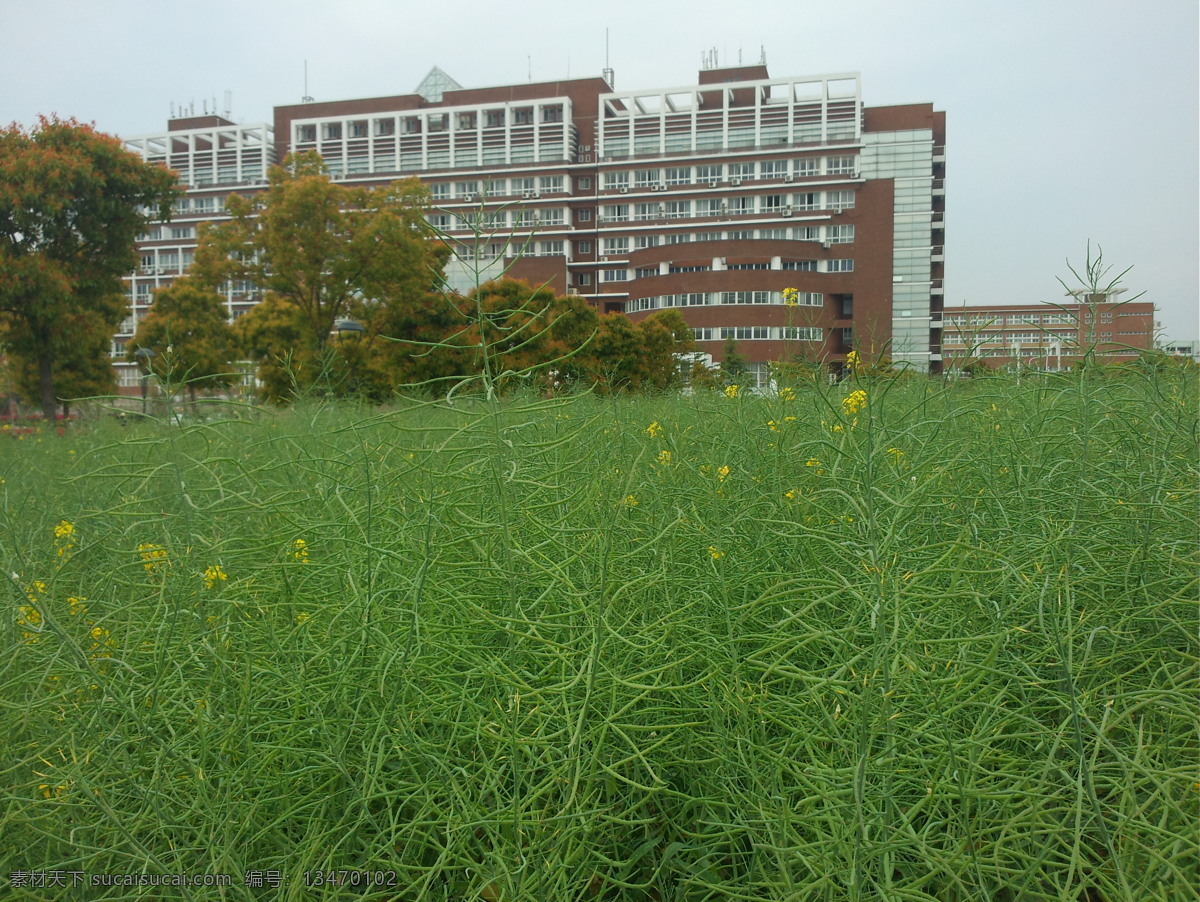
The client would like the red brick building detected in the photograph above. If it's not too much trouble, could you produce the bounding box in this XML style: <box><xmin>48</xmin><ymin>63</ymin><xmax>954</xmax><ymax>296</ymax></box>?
<box><xmin>942</xmin><ymin>293</ymin><xmax>1155</xmax><ymax>371</ymax></box>
<box><xmin>118</xmin><ymin>63</ymin><xmax>947</xmax><ymax>388</ymax></box>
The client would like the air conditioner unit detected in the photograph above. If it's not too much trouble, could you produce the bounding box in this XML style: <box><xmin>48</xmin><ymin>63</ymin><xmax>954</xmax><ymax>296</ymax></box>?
<box><xmin>567</xmin><ymin>287</ymin><xmax>579</xmax><ymax>295</ymax></box>
<box><xmin>821</xmin><ymin>240</ymin><xmax>832</xmax><ymax>249</ymax></box>
<box><xmin>709</xmin><ymin>181</ymin><xmax>719</xmax><ymax>188</ymax></box>
<box><xmin>730</xmin><ymin>178</ymin><xmax>742</xmax><ymax>186</ymax></box>
<box><xmin>522</xmin><ymin>190</ymin><xmax>534</xmax><ymax>199</ymax></box>
<box><xmin>834</xmin><ymin>207</ymin><xmax>844</xmax><ymax>215</ymax></box>
<box><xmin>784</xmin><ymin>175</ymin><xmax>795</xmax><ymax>183</ymax></box>
<box><xmin>781</xmin><ymin>210</ymin><xmax>793</xmax><ymax>217</ymax></box>
<box><xmin>531</xmin><ymin>190</ymin><xmax>541</xmax><ymax>198</ymax></box>
<box><xmin>462</xmin><ymin>194</ymin><xmax>475</xmax><ymax>203</ymax></box>
<box><xmin>600</xmin><ymin>256</ymin><xmax>610</xmax><ymax>262</ymax></box>
<box><xmin>619</xmin><ymin>186</ymin><xmax>629</xmax><ymax>193</ymax></box>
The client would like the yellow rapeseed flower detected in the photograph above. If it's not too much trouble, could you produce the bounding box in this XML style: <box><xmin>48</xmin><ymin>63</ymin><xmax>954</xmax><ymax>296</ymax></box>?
<box><xmin>777</xmin><ymin>387</ymin><xmax>795</xmax><ymax>401</ymax></box>
<box><xmin>842</xmin><ymin>389</ymin><xmax>868</xmax><ymax>416</ymax></box>
<box><xmin>202</xmin><ymin>565</ymin><xmax>228</xmax><ymax>589</ymax></box>
<box><xmin>886</xmin><ymin>448</ymin><xmax>904</xmax><ymax>458</ymax></box>
<box><xmin>656</xmin><ymin>450</ymin><xmax>672</xmax><ymax>466</ymax></box>
<box><xmin>708</xmin><ymin>546</ymin><xmax>725</xmax><ymax>560</ymax></box>
<box><xmin>784</xmin><ymin>489</ymin><xmax>797</xmax><ymax>501</ymax></box>
<box><xmin>54</xmin><ymin>520</ymin><xmax>76</xmax><ymax>558</ymax></box>
<box><xmin>138</xmin><ymin>543</ymin><xmax>168</xmax><ymax>575</ymax></box>
<box><xmin>782</xmin><ymin>286</ymin><xmax>799</xmax><ymax>307</ymax></box>
<box><xmin>623</xmin><ymin>494</ymin><xmax>639</xmax><ymax>508</ymax></box>
<box><xmin>724</xmin><ymin>384</ymin><xmax>740</xmax><ymax>399</ymax></box>
<box><xmin>295</xmin><ymin>612</ymin><xmax>312</xmax><ymax>626</ymax></box>
<box><xmin>292</xmin><ymin>538</ymin><xmax>310</xmax><ymax>562</ymax></box>
<box><xmin>846</xmin><ymin>350</ymin><xmax>863</xmax><ymax>372</ymax></box>
<box><xmin>717</xmin><ymin>465</ymin><xmax>731</xmax><ymax>482</ymax></box>
<box><xmin>645</xmin><ymin>421</ymin><xmax>663</xmax><ymax>438</ymax></box>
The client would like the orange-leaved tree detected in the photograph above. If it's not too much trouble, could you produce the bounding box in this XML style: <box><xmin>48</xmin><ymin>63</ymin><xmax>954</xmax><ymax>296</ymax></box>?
<box><xmin>0</xmin><ymin>116</ymin><xmax>179</xmax><ymax>417</ymax></box>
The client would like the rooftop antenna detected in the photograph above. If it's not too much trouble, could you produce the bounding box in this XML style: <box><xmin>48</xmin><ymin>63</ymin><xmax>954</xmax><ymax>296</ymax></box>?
<box><xmin>223</xmin><ymin>90</ymin><xmax>232</xmax><ymax>119</ymax></box>
<box><xmin>602</xmin><ymin>28</ymin><xmax>614</xmax><ymax>87</ymax></box>
<box><xmin>170</xmin><ymin>101</ymin><xmax>175</xmax><ymax>118</ymax></box>
<box><xmin>527</xmin><ymin>54</ymin><xmax>532</xmax><ymax>82</ymax></box>
<box><xmin>759</xmin><ymin>45</ymin><xmax>766</xmax><ymax>66</ymax></box>
<box><xmin>302</xmin><ymin>60</ymin><xmax>314</xmax><ymax>103</ymax></box>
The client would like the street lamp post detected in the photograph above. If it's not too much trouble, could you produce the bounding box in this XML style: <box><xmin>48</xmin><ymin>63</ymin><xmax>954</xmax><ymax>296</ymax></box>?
<box><xmin>133</xmin><ymin>347</ymin><xmax>155</xmax><ymax>415</ymax></box>
<box><xmin>334</xmin><ymin>319</ymin><xmax>365</xmax><ymax>396</ymax></box>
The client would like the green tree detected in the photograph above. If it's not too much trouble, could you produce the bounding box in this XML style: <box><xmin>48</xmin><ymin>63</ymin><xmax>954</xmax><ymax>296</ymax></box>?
<box><xmin>4</xmin><ymin>309</ymin><xmax>116</xmax><ymax>416</ymax></box>
<box><xmin>194</xmin><ymin>151</ymin><xmax>445</xmax><ymax>397</ymax></box>
<box><xmin>720</xmin><ymin>334</ymin><xmax>749</xmax><ymax>383</ymax></box>
<box><xmin>128</xmin><ymin>277</ymin><xmax>237</xmax><ymax>403</ymax></box>
<box><xmin>0</xmin><ymin>116</ymin><xmax>178</xmax><ymax>416</ymax></box>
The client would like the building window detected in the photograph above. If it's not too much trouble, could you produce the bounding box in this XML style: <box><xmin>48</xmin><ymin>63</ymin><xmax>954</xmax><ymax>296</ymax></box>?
<box><xmin>576</xmin><ymin>209</ymin><xmax>592</xmax><ymax>222</ymax></box>
<box><xmin>696</xmin><ymin>164</ymin><xmax>723</xmax><ymax>183</ymax></box>
<box><xmin>323</xmin><ymin>123</ymin><xmax>342</xmax><ymax>140</ymax></box>
<box><xmin>757</xmin><ymin>160</ymin><xmax>786</xmax><ymax>179</ymax></box>
<box><xmin>577</xmin><ymin>176</ymin><xmax>592</xmax><ymax>190</ymax></box>
<box><xmin>728</xmin><ymin>162</ymin><xmax>756</xmax><ymax>181</ymax></box>
<box><xmin>513</xmin><ymin>108</ymin><xmax>533</xmax><ymax>125</ymax></box>
<box><xmin>665</xmin><ymin>167</ymin><xmax>691</xmax><ymax>185</ymax></box>
<box><xmin>577</xmin><ymin>272</ymin><xmax>592</xmax><ymax>286</ymax></box>
<box><xmin>601</xmin><ymin>204</ymin><xmax>629</xmax><ymax>222</ymax></box>
<box><xmin>826</xmin><ymin>155</ymin><xmax>856</xmax><ymax>175</ymax></box>
<box><xmin>169</xmin><ymin>227</ymin><xmax>194</xmax><ymax>240</ymax></box>
<box><xmin>540</xmin><ymin>176</ymin><xmax>564</xmax><ymax>193</ymax></box>
<box><xmin>485</xmin><ymin>110</ymin><xmax>505</xmax><ymax>128</ymax></box>
<box><xmin>602</xmin><ymin>237</ymin><xmax>630</xmax><ymax>255</ymax></box>
<box><xmin>827</xmin><ymin>259</ymin><xmax>855</xmax><ymax>272</ymax></box>
<box><xmin>429</xmin><ymin>183</ymin><xmax>450</xmax><ymax>201</ymax></box>
<box><xmin>577</xmin><ymin>240</ymin><xmax>592</xmax><ymax>253</ymax></box>
<box><xmin>602</xmin><ymin>269</ymin><xmax>629</xmax><ymax>282</ymax></box>
<box><xmin>825</xmin><ymin>190</ymin><xmax>855</xmax><ymax>209</ymax></box>
<box><xmin>297</xmin><ymin>124</ymin><xmax>316</xmax><ymax>142</ymax></box>
<box><xmin>635</xmin><ymin>267</ymin><xmax>659</xmax><ymax>279</ymax></box>
<box><xmin>794</xmin><ymin>158</ymin><xmax>818</xmax><ymax>177</ymax></box>
<box><xmin>825</xmin><ymin>225</ymin><xmax>855</xmax><ymax>244</ymax></box>
<box><xmin>374</xmin><ymin>119</ymin><xmax>395</xmax><ymax>136</ymax></box>
<box><xmin>349</xmin><ymin>121</ymin><xmax>368</xmax><ymax>138</ymax></box>
<box><xmin>634</xmin><ymin>169</ymin><xmax>662</xmax><ymax>187</ymax></box>
<box><xmin>603</xmin><ymin>171</ymin><xmax>630</xmax><ymax>190</ymax></box>
<box><xmin>634</xmin><ymin>235</ymin><xmax>660</xmax><ymax>249</ymax></box>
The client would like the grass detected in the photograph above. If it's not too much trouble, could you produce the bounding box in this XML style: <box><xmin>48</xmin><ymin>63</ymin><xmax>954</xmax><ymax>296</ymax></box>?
<box><xmin>1</xmin><ymin>366</ymin><xmax>1197</xmax><ymax>900</ymax></box>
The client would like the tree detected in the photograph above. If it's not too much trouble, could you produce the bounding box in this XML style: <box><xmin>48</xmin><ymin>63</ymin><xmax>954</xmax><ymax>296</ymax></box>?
<box><xmin>128</xmin><ymin>277</ymin><xmax>237</xmax><ymax>403</ymax></box>
<box><xmin>0</xmin><ymin>116</ymin><xmax>179</xmax><ymax>417</ymax></box>
<box><xmin>194</xmin><ymin>151</ymin><xmax>445</xmax><ymax>394</ymax></box>
<box><xmin>720</xmin><ymin>335</ymin><xmax>749</xmax><ymax>382</ymax></box>
<box><xmin>3</xmin><ymin>309</ymin><xmax>116</xmax><ymax>416</ymax></box>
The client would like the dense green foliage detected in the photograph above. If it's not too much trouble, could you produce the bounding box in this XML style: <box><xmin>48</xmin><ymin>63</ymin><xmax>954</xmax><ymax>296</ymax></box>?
<box><xmin>0</xmin><ymin>117</ymin><xmax>179</xmax><ymax>416</ymax></box>
<box><xmin>128</xmin><ymin>277</ymin><xmax>237</xmax><ymax>402</ymax></box>
<box><xmin>2</xmin><ymin>368</ymin><xmax>1196</xmax><ymax>900</ymax></box>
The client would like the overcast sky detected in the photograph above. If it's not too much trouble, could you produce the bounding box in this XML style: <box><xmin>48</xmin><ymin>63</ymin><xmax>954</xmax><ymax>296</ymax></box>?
<box><xmin>3</xmin><ymin>0</ymin><xmax>1197</xmax><ymax>340</ymax></box>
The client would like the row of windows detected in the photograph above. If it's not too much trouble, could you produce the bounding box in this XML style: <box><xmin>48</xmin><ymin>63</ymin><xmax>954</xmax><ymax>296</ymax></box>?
<box><xmin>138</xmin><ymin>226</ymin><xmax>197</xmax><ymax>242</ymax></box>
<box><xmin>171</xmin><ymin>197</ymin><xmax>223</xmax><ymax>216</ymax></box>
<box><xmin>426</xmin><ymin>208</ymin><xmax>566</xmax><ymax>230</ymax></box>
<box><xmin>624</xmin><ymin>291</ymin><xmax>825</xmax><ymax>312</ymax></box>
<box><xmin>602</xmin><ymin>259</ymin><xmax>852</xmax><ymax>281</ymax></box>
<box><xmin>597</xmin><ymin>225</ymin><xmax>852</xmax><ymax>254</ymax></box>
<box><xmin>600</xmin><ymin>156</ymin><xmax>856</xmax><ymax>189</ymax></box>
<box><xmin>944</xmin><ymin>332</ymin><xmax>1075</xmax><ymax>346</ymax></box>
<box><xmin>945</xmin><ymin>312</ymin><xmax>1078</xmax><ymax>326</ymax></box>
<box><xmin>599</xmin><ymin>190</ymin><xmax>854</xmax><ymax>221</ymax></box>
<box><xmin>296</xmin><ymin>105</ymin><xmax>568</xmax><ymax>143</ymax></box>
<box><xmin>429</xmin><ymin>175</ymin><xmax>567</xmax><ymax>199</ymax></box>
<box><xmin>691</xmin><ymin>326</ymin><xmax>824</xmax><ymax>342</ymax></box>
